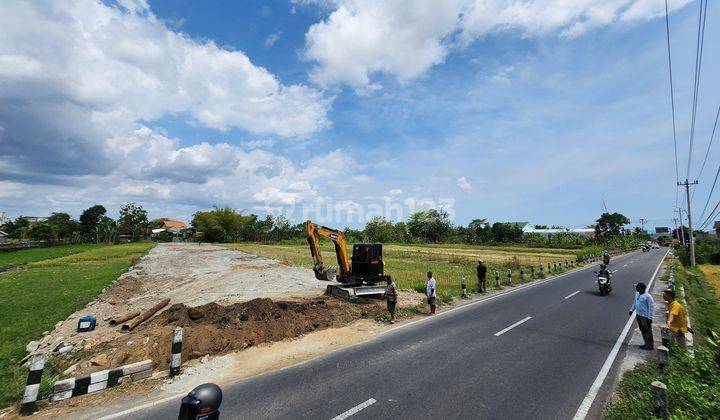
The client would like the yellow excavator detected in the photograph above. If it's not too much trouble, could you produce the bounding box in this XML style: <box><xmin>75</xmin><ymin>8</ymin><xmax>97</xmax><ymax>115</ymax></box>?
<box><xmin>305</xmin><ymin>220</ymin><xmax>389</xmax><ymax>300</ymax></box>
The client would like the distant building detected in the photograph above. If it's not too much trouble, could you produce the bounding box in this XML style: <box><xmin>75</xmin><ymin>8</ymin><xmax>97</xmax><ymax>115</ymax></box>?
<box><xmin>0</xmin><ymin>212</ymin><xmax>7</xmax><ymax>226</ymax></box>
<box><xmin>714</xmin><ymin>221</ymin><xmax>720</xmax><ymax>236</ymax></box>
<box><xmin>21</xmin><ymin>216</ymin><xmax>48</xmax><ymax>225</ymax></box>
<box><xmin>162</xmin><ymin>220</ymin><xmax>188</xmax><ymax>229</ymax></box>
<box><xmin>522</xmin><ymin>224</ymin><xmax>595</xmax><ymax>238</ymax></box>
<box><xmin>0</xmin><ymin>230</ymin><xmax>8</xmax><ymax>244</ymax></box>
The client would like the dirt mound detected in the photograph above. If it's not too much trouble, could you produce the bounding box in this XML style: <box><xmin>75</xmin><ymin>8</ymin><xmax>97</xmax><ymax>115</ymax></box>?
<box><xmin>78</xmin><ymin>297</ymin><xmax>384</xmax><ymax>373</ymax></box>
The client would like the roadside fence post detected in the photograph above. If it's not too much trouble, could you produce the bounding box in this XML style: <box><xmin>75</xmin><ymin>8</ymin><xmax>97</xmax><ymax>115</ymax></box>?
<box><xmin>520</xmin><ymin>266</ymin><xmax>525</xmax><ymax>281</ymax></box>
<box><xmin>20</xmin><ymin>352</ymin><xmax>47</xmax><ymax>416</ymax></box>
<box><xmin>547</xmin><ymin>263</ymin><xmax>551</xmax><ymax>272</ymax></box>
<box><xmin>660</xmin><ymin>327</ymin><xmax>671</xmax><ymax>347</ymax></box>
<box><xmin>530</xmin><ymin>265</ymin><xmax>535</xmax><ymax>278</ymax></box>
<box><xmin>657</xmin><ymin>346</ymin><xmax>669</xmax><ymax>368</ymax></box>
<box><xmin>461</xmin><ymin>277</ymin><xmax>467</xmax><ymax>298</ymax></box>
<box><xmin>506</xmin><ymin>269</ymin><xmax>512</xmax><ymax>285</ymax></box>
<box><xmin>170</xmin><ymin>326</ymin><xmax>183</xmax><ymax>377</ymax></box>
<box><xmin>651</xmin><ymin>381</ymin><xmax>669</xmax><ymax>419</ymax></box>
<box><xmin>494</xmin><ymin>270</ymin><xmax>500</xmax><ymax>288</ymax></box>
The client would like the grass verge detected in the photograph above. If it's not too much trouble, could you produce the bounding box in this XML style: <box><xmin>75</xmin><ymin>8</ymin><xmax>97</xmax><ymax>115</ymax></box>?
<box><xmin>0</xmin><ymin>244</ymin><xmax>102</xmax><ymax>270</ymax></box>
<box><xmin>0</xmin><ymin>242</ymin><xmax>155</xmax><ymax>409</ymax></box>
<box><xmin>604</xmin><ymin>260</ymin><xmax>720</xmax><ymax>419</ymax></box>
<box><xmin>226</xmin><ymin>242</ymin><xmax>579</xmax><ymax>300</ymax></box>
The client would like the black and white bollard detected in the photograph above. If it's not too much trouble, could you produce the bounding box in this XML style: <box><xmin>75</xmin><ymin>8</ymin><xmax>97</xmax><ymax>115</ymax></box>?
<box><xmin>530</xmin><ymin>265</ymin><xmax>535</xmax><ymax>278</ymax></box>
<box><xmin>20</xmin><ymin>352</ymin><xmax>47</xmax><ymax>416</ymax></box>
<box><xmin>506</xmin><ymin>269</ymin><xmax>512</xmax><ymax>285</ymax></box>
<box><xmin>494</xmin><ymin>270</ymin><xmax>500</xmax><ymax>288</ymax></box>
<box><xmin>170</xmin><ymin>326</ymin><xmax>183</xmax><ymax>377</ymax></box>
<box><xmin>657</xmin><ymin>346</ymin><xmax>669</xmax><ymax>368</ymax></box>
<box><xmin>461</xmin><ymin>277</ymin><xmax>467</xmax><ymax>298</ymax></box>
<box><xmin>547</xmin><ymin>263</ymin><xmax>551</xmax><ymax>272</ymax></box>
<box><xmin>651</xmin><ymin>381</ymin><xmax>669</xmax><ymax>419</ymax></box>
<box><xmin>520</xmin><ymin>266</ymin><xmax>525</xmax><ymax>281</ymax></box>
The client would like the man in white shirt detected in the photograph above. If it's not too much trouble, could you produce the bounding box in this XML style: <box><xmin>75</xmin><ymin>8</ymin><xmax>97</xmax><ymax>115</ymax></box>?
<box><xmin>426</xmin><ymin>271</ymin><xmax>437</xmax><ymax>315</ymax></box>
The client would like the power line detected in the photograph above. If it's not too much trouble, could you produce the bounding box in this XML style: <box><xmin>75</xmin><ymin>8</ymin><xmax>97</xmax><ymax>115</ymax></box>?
<box><xmin>664</xmin><ymin>0</ymin><xmax>680</xmax><ymax>194</ymax></box>
<box><xmin>686</xmin><ymin>0</ymin><xmax>708</xmax><ymax>179</ymax></box>
<box><xmin>693</xmin><ymin>103</ymin><xmax>720</xmax><ymax>207</ymax></box>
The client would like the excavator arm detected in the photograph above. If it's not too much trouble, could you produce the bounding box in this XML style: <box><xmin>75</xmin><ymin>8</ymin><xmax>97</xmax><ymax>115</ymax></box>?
<box><xmin>305</xmin><ymin>220</ymin><xmax>351</xmax><ymax>281</ymax></box>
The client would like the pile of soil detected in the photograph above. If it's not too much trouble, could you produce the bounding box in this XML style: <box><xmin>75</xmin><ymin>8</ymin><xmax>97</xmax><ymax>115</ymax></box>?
<box><xmin>79</xmin><ymin>297</ymin><xmax>384</xmax><ymax>373</ymax></box>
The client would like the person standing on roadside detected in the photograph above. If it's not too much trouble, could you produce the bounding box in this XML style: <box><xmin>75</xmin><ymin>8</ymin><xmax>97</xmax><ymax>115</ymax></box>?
<box><xmin>477</xmin><ymin>260</ymin><xmax>487</xmax><ymax>293</ymax></box>
<box><xmin>629</xmin><ymin>282</ymin><xmax>654</xmax><ymax>350</ymax></box>
<box><xmin>663</xmin><ymin>289</ymin><xmax>690</xmax><ymax>349</ymax></box>
<box><xmin>426</xmin><ymin>271</ymin><xmax>437</xmax><ymax>315</ymax></box>
<box><xmin>384</xmin><ymin>277</ymin><xmax>398</xmax><ymax>324</ymax></box>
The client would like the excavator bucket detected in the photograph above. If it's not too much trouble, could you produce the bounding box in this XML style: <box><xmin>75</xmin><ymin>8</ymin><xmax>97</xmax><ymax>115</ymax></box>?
<box><xmin>313</xmin><ymin>266</ymin><xmax>337</xmax><ymax>281</ymax></box>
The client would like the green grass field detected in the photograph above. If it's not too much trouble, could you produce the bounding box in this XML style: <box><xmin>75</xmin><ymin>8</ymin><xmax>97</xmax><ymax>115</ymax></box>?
<box><xmin>0</xmin><ymin>244</ymin><xmax>103</xmax><ymax>269</ymax></box>
<box><xmin>0</xmin><ymin>242</ymin><xmax>155</xmax><ymax>408</ymax></box>
<box><xmin>226</xmin><ymin>242</ymin><xmax>581</xmax><ymax>301</ymax></box>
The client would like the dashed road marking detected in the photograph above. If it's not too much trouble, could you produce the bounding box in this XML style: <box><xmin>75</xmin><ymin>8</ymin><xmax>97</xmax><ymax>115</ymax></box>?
<box><xmin>573</xmin><ymin>250</ymin><xmax>668</xmax><ymax>419</ymax></box>
<box><xmin>331</xmin><ymin>398</ymin><xmax>377</xmax><ymax>420</ymax></box>
<box><xmin>494</xmin><ymin>316</ymin><xmax>532</xmax><ymax>337</ymax></box>
<box><xmin>564</xmin><ymin>290</ymin><xmax>580</xmax><ymax>300</ymax></box>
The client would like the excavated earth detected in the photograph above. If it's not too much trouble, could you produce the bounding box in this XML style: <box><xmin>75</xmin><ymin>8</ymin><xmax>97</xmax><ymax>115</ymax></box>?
<box><xmin>75</xmin><ymin>296</ymin><xmax>385</xmax><ymax>374</ymax></box>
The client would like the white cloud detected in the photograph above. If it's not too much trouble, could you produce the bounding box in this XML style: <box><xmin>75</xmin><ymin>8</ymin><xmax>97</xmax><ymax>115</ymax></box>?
<box><xmin>0</xmin><ymin>0</ymin><xmax>330</xmax><ymax>183</ymax></box>
<box><xmin>389</xmin><ymin>188</ymin><xmax>403</xmax><ymax>196</ymax></box>
<box><xmin>242</xmin><ymin>139</ymin><xmax>275</xmax><ymax>149</ymax></box>
<box><xmin>457</xmin><ymin>176</ymin><xmax>472</xmax><ymax>191</ymax></box>
<box><xmin>265</xmin><ymin>31</ymin><xmax>282</xmax><ymax>47</ymax></box>
<box><xmin>302</xmin><ymin>0</ymin><xmax>693</xmax><ymax>87</ymax></box>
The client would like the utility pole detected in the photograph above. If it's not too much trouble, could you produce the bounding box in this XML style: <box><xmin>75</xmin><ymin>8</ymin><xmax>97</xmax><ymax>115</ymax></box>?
<box><xmin>678</xmin><ymin>179</ymin><xmax>698</xmax><ymax>266</ymax></box>
<box><xmin>676</xmin><ymin>208</ymin><xmax>686</xmax><ymax>246</ymax></box>
<box><xmin>673</xmin><ymin>217</ymin><xmax>679</xmax><ymax>242</ymax></box>
<box><xmin>639</xmin><ymin>218</ymin><xmax>647</xmax><ymax>233</ymax></box>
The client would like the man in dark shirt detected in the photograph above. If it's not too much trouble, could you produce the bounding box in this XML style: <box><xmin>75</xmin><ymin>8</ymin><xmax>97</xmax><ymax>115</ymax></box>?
<box><xmin>477</xmin><ymin>260</ymin><xmax>487</xmax><ymax>293</ymax></box>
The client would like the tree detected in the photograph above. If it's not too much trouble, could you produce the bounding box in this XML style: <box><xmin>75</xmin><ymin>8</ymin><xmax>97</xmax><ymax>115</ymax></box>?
<box><xmin>2</xmin><ymin>217</ymin><xmax>30</xmax><ymax>240</ymax></box>
<box><xmin>407</xmin><ymin>209</ymin><xmax>453</xmax><ymax>243</ymax></box>
<box><xmin>393</xmin><ymin>221</ymin><xmax>409</xmax><ymax>243</ymax></box>
<box><xmin>364</xmin><ymin>216</ymin><xmax>395</xmax><ymax>243</ymax></box>
<box><xmin>28</xmin><ymin>222</ymin><xmax>56</xmax><ymax>241</ymax></box>
<box><xmin>47</xmin><ymin>212</ymin><xmax>81</xmax><ymax>241</ymax></box>
<box><xmin>467</xmin><ymin>218</ymin><xmax>491</xmax><ymax>243</ymax></box>
<box><xmin>118</xmin><ymin>202</ymin><xmax>148</xmax><ymax>241</ymax></box>
<box><xmin>595</xmin><ymin>212</ymin><xmax>630</xmax><ymax>237</ymax></box>
<box><xmin>191</xmin><ymin>207</ymin><xmax>255</xmax><ymax>242</ymax></box>
<box><xmin>490</xmin><ymin>222</ymin><xmax>523</xmax><ymax>242</ymax></box>
<box><xmin>94</xmin><ymin>216</ymin><xmax>117</xmax><ymax>243</ymax></box>
<box><xmin>80</xmin><ymin>205</ymin><xmax>107</xmax><ymax>236</ymax></box>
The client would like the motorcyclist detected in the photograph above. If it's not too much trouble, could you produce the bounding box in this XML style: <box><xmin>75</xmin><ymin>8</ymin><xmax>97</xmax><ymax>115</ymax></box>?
<box><xmin>602</xmin><ymin>250</ymin><xmax>610</xmax><ymax>265</ymax></box>
<box><xmin>598</xmin><ymin>263</ymin><xmax>611</xmax><ymax>280</ymax></box>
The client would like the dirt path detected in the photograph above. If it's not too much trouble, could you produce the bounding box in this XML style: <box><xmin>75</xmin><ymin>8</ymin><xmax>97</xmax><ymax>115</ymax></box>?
<box><xmin>32</xmin><ymin>243</ymin><xmax>326</xmax><ymax>358</ymax></box>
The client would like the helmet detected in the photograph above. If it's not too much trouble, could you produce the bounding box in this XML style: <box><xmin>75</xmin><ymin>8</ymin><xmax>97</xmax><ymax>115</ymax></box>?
<box><xmin>600</xmin><ymin>263</ymin><xmax>607</xmax><ymax>269</ymax></box>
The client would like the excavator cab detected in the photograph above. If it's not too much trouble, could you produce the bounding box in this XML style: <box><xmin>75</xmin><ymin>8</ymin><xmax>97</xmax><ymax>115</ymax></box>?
<box><xmin>350</xmin><ymin>243</ymin><xmax>384</xmax><ymax>278</ymax></box>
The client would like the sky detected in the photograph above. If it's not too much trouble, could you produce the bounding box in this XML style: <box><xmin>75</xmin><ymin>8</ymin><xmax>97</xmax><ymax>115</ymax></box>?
<box><xmin>1</xmin><ymin>0</ymin><xmax>719</xmax><ymax>231</ymax></box>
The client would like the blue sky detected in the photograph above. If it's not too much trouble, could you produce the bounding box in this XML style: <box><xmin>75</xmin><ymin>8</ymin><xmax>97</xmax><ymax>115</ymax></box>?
<box><xmin>1</xmin><ymin>0</ymin><xmax>718</xmax><ymax>231</ymax></box>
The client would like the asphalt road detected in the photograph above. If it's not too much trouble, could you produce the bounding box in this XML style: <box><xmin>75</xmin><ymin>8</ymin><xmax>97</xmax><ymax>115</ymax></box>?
<box><xmin>123</xmin><ymin>248</ymin><xmax>667</xmax><ymax>420</ymax></box>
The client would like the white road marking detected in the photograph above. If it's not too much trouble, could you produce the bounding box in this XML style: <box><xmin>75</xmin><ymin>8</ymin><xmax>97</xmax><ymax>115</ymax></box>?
<box><xmin>330</xmin><ymin>398</ymin><xmax>377</xmax><ymax>420</ymax></box>
<box><xmin>622</xmin><ymin>264</ymin><xmax>627</xmax><ymax>268</ymax></box>
<box><xmin>573</xmin><ymin>250</ymin><xmax>668</xmax><ymax>420</ymax></box>
<box><xmin>494</xmin><ymin>316</ymin><xmax>532</xmax><ymax>337</ymax></box>
<box><xmin>564</xmin><ymin>290</ymin><xmax>580</xmax><ymax>300</ymax></box>
<box><xmin>98</xmin><ymin>392</ymin><xmax>186</xmax><ymax>419</ymax></box>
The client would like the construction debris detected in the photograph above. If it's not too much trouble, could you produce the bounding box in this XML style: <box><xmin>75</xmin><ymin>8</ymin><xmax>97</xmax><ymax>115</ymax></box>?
<box><xmin>109</xmin><ymin>310</ymin><xmax>141</xmax><ymax>327</ymax></box>
<box><xmin>121</xmin><ymin>298</ymin><xmax>170</xmax><ymax>331</ymax></box>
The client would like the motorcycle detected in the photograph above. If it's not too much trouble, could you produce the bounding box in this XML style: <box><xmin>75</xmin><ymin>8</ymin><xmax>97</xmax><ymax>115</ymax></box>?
<box><xmin>593</xmin><ymin>270</ymin><xmax>613</xmax><ymax>295</ymax></box>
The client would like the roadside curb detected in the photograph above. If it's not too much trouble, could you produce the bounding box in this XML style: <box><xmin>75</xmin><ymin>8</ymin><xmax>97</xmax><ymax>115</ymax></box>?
<box><xmin>50</xmin><ymin>360</ymin><xmax>153</xmax><ymax>402</ymax></box>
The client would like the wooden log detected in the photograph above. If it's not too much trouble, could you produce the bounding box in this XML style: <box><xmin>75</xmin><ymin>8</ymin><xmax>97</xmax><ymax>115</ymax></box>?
<box><xmin>109</xmin><ymin>310</ymin><xmax>141</xmax><ymax>327</ymax></box>
<box><xmin>121</xmin><ymin>299</ymin><xmax>170</xmax><ymax>331</ymax></box>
